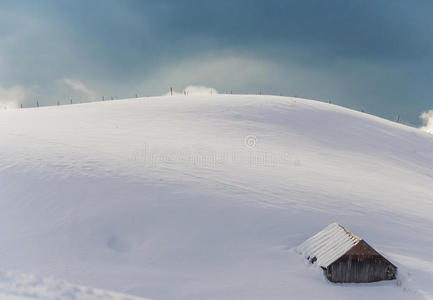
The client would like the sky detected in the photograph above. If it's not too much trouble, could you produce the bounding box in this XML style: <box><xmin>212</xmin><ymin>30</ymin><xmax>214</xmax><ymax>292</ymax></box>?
<box><xmin>0</xmin><ymin>0</ymin><xmax>432</xmax><ymax>126</ymax></box>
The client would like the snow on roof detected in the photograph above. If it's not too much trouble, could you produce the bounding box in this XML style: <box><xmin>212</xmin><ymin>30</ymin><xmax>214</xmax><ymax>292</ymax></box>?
<box><xmin>297</xmin><ymin>222</ymin><xmax>361</xmax><ymax>268</ymax></box>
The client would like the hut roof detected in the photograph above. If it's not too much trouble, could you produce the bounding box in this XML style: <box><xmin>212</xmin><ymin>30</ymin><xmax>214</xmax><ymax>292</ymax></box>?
<box><xmin>297</xmin><ymin>222</ymin><xmax>362</xmax><ymax>268</ymax></box>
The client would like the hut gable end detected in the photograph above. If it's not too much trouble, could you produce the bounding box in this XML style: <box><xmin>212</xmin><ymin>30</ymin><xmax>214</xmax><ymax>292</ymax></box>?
<box><xmin>345</xmin><ymin>240</ymin><xmax>379</xmax><ymax>257</ymax></box>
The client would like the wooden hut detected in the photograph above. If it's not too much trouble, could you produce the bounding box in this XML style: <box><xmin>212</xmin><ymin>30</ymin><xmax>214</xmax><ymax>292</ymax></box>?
<box><xmin>297</xmin><ymin>222</ymin><xmax>397</xmax><ymax>283</ymax></box>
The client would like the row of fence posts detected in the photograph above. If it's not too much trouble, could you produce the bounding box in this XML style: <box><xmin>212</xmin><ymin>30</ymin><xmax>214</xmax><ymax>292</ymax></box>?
<box><xmin>14</xmin><ymin>89</ymin><xmax>407</xmax><ymax>126</ymax></box>
<box><xmin>22</xmin><ymin>87</ymin><xmax>235</xmax><ymax>108</ymax></box>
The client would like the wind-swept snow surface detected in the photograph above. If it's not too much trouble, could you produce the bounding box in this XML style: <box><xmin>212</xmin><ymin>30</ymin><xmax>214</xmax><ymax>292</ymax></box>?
<box><xmin>0</xmin><ymin>269</ymin><xmax>149</xmax><ymax>300</ymax></box>
<box><xmin>1</xmin><ymin>95</ymin><xmax>433</xmax><ymax>299</ymax></box>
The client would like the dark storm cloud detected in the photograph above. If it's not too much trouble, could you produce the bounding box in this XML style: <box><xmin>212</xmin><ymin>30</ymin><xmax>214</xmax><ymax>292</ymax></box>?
<box><xmin>0</xmin><ymin>0</ymin><xmax>432</xmax><ymax>124</ymax></box>
<box><xmin>128</xmin><ymin>0</ymin><xmax>433</xmax><ymax>63</ymax></box>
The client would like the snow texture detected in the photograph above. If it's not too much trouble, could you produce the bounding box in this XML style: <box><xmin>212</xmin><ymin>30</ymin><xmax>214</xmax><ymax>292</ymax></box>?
<box><xmin>0</xmin><ymin>269</ymin><xmax>149</xmax><ymax>300</ymax></box>
<box><xmin>1</xmin><ymin>94</ymin><xmax>433</xmax><ymax>299</ymax></box>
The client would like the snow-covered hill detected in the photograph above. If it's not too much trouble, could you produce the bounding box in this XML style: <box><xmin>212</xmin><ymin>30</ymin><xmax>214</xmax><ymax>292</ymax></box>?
<box><xmin>0</xmin><ymin>95</ymin><xmax>432</xmax><ymax>299</ymax></box>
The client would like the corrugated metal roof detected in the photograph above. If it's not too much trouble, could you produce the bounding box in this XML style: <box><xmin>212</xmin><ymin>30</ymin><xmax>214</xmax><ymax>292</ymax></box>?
<box><xmin>297</xmin><ymin>222</ymin><xmax>361</xmax><ymax>268</ymax></box>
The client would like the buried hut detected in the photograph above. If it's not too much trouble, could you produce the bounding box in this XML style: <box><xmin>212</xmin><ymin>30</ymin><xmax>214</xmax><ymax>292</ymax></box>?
<box><xmin>297</xmin><ymin>222</ymin><xmax>397</xmax><ymax>283</ymax></box>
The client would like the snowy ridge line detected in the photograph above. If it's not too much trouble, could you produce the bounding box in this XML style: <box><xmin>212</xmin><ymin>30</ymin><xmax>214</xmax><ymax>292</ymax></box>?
<box><xmin>0</xmin><ymin>269</ymin><xmax>150</xmax><ymax>300</ymax></box>
<box><xmin>297</xmin><ymin>222</ymin><xmax>361</xmax><ymax>268</ymax></box>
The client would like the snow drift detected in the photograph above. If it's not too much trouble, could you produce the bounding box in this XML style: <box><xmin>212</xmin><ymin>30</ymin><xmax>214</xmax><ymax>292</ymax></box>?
<box><xmin>163</xmin><ymin>85</ymin><xmax>218</xmax><ymax>96</ymax></box>
<box><xmin>0</xmin><ymin>269</ymin><xmax>149</xmax><ymax>300</ymax></box>
<box><xmin>420</xmin><ymin>109</ymin><xmax>433</xmax><ymax>134</ymax></box>
<box><xmin>0</xmin><ymin>94</ymin><xmax>433</xmax><ymax>299</ymax></box>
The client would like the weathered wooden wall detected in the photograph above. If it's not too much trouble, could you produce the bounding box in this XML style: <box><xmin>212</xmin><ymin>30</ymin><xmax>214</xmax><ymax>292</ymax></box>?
<box><xmin>326</xmin><ymin>255</ymin><xmax>397</xmax><ymax>283</ymax></box>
